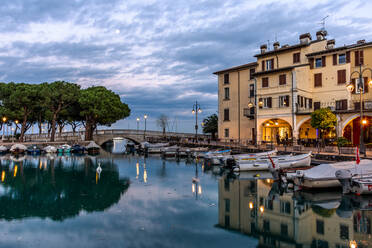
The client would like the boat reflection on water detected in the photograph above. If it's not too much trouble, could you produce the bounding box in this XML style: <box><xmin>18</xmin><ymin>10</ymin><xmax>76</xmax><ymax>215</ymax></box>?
<box><xmin>218</xmin><ymin>174</ymin><xmax>372</xmax><ymax>247</ymax></box>
<box><xmin>0</xmin><ymin>154</ymin><xmax>130</xmax><ymax>221</ymax></box>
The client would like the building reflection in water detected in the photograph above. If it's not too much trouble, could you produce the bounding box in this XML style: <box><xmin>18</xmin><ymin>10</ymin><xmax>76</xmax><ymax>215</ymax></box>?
<box><xmin>218</xmin><ymin>174</ymin><xmax>372</xmax><ymax>248</ymax></box>
<box><xmin>0</xmin><ymin>154</ymin><xmax>130</xmax><ymax>221</ymax></box>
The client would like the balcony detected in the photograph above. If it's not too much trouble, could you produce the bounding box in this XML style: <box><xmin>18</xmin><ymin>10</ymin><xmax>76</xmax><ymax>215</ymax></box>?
<box><xmin>243</xmin><ymin>108</ymin><xmax>255</xmax><ymax>119</ymax></box>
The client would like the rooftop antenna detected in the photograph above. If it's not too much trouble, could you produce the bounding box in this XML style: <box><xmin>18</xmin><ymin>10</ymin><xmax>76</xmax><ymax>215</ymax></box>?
<box><xmin>267</xmin><ymin>40</ymin><xmax>270</xmax><ymax>50</ymax></box>
<box><xmin>319</xmin><ymin>15</ymin><xmax>329</xmax><ymax>31</ymax></box>
<box><xmin>274</xmin><ymin>33</ymin><xmax>278</xmax><ymax>42</ymax></box>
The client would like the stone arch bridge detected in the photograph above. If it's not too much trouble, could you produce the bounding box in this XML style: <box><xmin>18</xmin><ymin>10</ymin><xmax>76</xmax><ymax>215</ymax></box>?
<box><xmin>26</xmin><ymin>129</ymin><xmax>208</xmax><ymax>146</ymax></box>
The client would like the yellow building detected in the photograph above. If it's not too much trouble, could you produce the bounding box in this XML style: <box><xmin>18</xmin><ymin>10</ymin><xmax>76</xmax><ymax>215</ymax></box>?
<box><xmin>218</xmin><ymin>175</ymin><xmax>372</xmax><ymax>247</ymax></box>
<box><xmin>215</xmin><ymin>31</ymin><xmax>372</xmax><ymax>145</ymax></box>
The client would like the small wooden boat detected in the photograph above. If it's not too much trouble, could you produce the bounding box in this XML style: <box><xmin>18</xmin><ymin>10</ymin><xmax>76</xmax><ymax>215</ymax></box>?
<box><xmin>232</xmin><ymin>149</ymin><xmax>277</xmax><ymax>160</ymax></box>
<box><xmin>161</xmin><ymin>146</ymin><xmax>179</xmax><ymax>157</ymax></box>
<box><xmin>294</xmin><ymin>160</ymin><xmax>372</xmax><ymax>189</ymax></box>
<box><xmin>10</xmin><ymin>144</ymin><xmax>27</xmax><ymax>155</ymax></box>
<box><xmin>233</xmin><ymin>152</ymin><xmax>312</xmax><ymax>171</ymax></box>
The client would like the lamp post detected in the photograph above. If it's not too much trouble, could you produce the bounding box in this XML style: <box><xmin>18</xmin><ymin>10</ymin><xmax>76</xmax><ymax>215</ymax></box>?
<box><xmin>2</xmin><ymin>117</ymin><xmax>6</xmax><ymax>141</ymax></box>
<box><xmin>192</xmin><ymin>101</ymin><xmax>202</xmax><ymax>143</ymax></box>
<box><xmin>136</xmin><ymin>117</ymin><xmax>140</xmax><ymax>134</ymax></box>
<box><xmin>143</xmin><ymin>114</ymin><xmax>148</xmax><ymax>140</ymax></box>
<box><xmin>346</xmin><ymin>64</ymin><xmax>372</xmax><ymax>157</ymax></box>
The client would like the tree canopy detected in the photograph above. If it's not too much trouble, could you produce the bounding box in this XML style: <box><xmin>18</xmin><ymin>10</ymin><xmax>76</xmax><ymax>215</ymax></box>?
<box><xmin>0</xmin><ymin>82</ymin><xmax>130</xmax><ymax>141</ymax></box>
<box><xmin>202</xmin><ymin>114</ymin><xmax>218</xmax><ymax>140</ymax></box>
<box><xmin>310</xmin><ymin>108</ymin><xmax>337</xmax><ymax>142</ymax></box>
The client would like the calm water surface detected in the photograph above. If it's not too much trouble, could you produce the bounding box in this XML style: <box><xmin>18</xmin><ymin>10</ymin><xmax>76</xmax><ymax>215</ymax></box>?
<box><xmin>0</xmin><ymin>152</ymin><xmax>370</xmax><ymax>247</ymax></box>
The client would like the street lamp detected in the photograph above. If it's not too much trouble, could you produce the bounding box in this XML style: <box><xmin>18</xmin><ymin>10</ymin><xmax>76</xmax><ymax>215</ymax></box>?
<box><xmin>192</xmin><ymin>101</ymin><xmax>202</xmax><ymax>143</ymax></box>
<box><xmin>2</xmin><ymin>117</ymin><xmax>6</xmax><ymax>141</ymax></box>
<box><xmin>136</xmin><ymin>117</ymin><xmax>140</xmax><ymax>134</ymax></box>
<box><xmin>346</xmin><ymin>64</ymin><xmax>372</xmax><ymax>157</ymax></box>
<box><xmin>143</xmin><ymin>114</ymin><xmax>148</xmax><ymax>140</ymax></box>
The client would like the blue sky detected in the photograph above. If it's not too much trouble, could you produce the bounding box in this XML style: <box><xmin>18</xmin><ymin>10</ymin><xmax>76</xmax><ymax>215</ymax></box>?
<box><xmin>0</xmin><ymin>0</ymin><xmax>371</xmax><ymax>133</ymax></box>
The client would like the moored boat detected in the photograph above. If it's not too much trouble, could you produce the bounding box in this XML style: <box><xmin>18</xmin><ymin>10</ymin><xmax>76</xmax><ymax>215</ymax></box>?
<box><xmin>0</xmin><ymin>145</ymin><xmax>8</xmax><ymax>154</ymax></box>
<box><xmin>86</xmin><ymin>141</ymin><xmax>100</xmax><ymax>155</ymax></box>
<box><xmin>26</xmin><ymin>144</ymin><xmax>42</xmax><ymax>155</ymax></box>
<box><xmin>233</xmin><ymin>152</ymin><xmax>312</xmax><ymax>171</ymax></box>
<box><xmin>71</xmin><ymin>144</ymin><xmax>85</xmax><ymax>154</ymax></box>
<box><xmin>293</xmin><ymin>159</ymin><xmax>372</xmax><ymax>189</ymax></box>
<box><xmin>10</xmin><ymin>144</ymin><xmax>27</xmax><ymax>155</ymax></box>
<box><xmin>57</xmin><ymin>144</ymin><xmax>71</xmax><ymax>154</ymax></box>
<box><xmin>43</xmin><ymin>145</ymin><xmax>57</xmax><ymax>153</ymax></box>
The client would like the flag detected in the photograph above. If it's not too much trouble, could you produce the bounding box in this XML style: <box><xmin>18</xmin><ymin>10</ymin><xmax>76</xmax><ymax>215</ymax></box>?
<box><xmin>356</xmin><ymin>147</ymin><xmax>360</xmax><ymax>165</ymax></box>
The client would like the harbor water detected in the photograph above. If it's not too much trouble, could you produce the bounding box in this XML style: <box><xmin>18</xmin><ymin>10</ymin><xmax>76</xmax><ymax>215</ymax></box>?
<box><xmin>0</xmin><ymin>150</ymin><xmax>370</xmax><ymax>247</ymax></box>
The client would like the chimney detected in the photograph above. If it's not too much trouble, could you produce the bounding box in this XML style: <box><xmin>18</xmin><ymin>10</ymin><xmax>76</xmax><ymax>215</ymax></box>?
<box><xmin>316</xmin><ymin>30</ymin><xmax>327</xmax><ymax>41</ymax></box>
<box><xmin>273</xmin><ymin>41</ymin><xmax>280</xmax><ymax>50</ymax></box>
<box><xmin>260</xmin><ymin>44</ymin><xmax>267</xmax><ymax>54</ymax></box>
<box><xmin>357</xmin><ymin>39</ymin><xmax>366</xmax><ymax>44</ymax></box>
<box><xmin>326</xmin><ymin>39</ymin><xmax>335</xmax><ymax>49</ymax></box>
<box><xmin>299</xmin><ymin>33</ymin><xmax>312</xmax><ymax>44</ymax></box>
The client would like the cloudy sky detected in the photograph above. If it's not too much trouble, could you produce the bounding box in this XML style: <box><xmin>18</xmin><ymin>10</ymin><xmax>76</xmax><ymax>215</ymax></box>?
<box><xmin>0</xmin><ymin>0</ymin><xmax>371</xmax><ymax>133</ymax></box>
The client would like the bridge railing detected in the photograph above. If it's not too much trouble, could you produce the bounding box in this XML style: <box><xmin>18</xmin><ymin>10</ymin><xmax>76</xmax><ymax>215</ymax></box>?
<box><xmin>24</xmin><ymin>129</ymin><xmax>210</xmax><ymax>141</ymax></box>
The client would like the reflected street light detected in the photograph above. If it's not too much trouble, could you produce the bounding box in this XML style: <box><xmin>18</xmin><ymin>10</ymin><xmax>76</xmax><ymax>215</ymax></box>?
<box><xmin>136</xmin><ymin>117</ymin><xmax>140</xmax><ymax>134</ymax></box>
<box><xmin>2</xmin><ymin>117</ymin><xmax>6</xmax><ymax>141</ymax></box>
<box><xmin>144</xmin><ymin>114</ymin><xmax>148</xmax><ymax>140</ymax></box>
<box><xmin>192</xmin><ymin>101</ymin><xmax>202</xmax><ymax>143</ymax></box>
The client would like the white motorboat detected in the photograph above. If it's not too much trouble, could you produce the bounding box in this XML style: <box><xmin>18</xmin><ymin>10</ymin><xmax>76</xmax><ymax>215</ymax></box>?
<box><xmin>10</xmin><ymin>144</ymin><xmax>27</xmax><ymax>154</ymax></box>
<box><xmin>44</xmin><ymin>145</ymin><xmax>57</xmax><ymax>153</ymax></box>
<box><xmin>294</xmin><ymin>160</ymin><xmax>372</xmax><ymax>189</ymax></box>
<box><xmin>204</xmin><ymin>150</ymin><xmax>231</xmax><ymax>165</ymax></box>
<box><xmin>232</xmin><ymin>149</ymin><xmax>277</xmax><ymax>160</ymax></box>
<box><xmin>336</xmin><ymin>169</ymin><xmax>372</xmax><ymax>195</ymax></box>
<box><xmin>234</xmin><ymin>152</ymin><xmax>312</xmax><ymax>171</ymax></box>
<box><xmin>161</xmin><ymin>145</ymin><xmax>179</xmax><ymax>157</ymax></box>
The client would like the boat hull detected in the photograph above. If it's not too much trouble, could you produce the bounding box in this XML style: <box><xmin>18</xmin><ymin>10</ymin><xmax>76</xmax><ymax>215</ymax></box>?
<box><xmin>235</xmin><ymin>152</ymin><xmax>312</xmax><ymax>171</ymax></box>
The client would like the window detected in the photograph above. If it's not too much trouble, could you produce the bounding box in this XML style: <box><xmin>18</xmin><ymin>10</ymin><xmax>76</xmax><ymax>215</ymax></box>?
<box><xmin>224</xmin><ymin>73</ymin><xmax>229</xmax><ymax>84</ymax></box>
<box><xmin>250</xmin><ymin>68</ymin><xmax>255</xmax><ymax>80</ymax></box>
<box><xmin>314</xmin><ymin>102</ymin><xmax>321</xmax><ymax>110</ymax></box>
<box><xmin>266</xmin><ymin>59</ymin><xmax>273</xmax><ymax>70</ymax></box>
<box><xmin>225</xmin><ymin>199</ymin><xmax>230</xmax><ymax>212</ymax></box>
<box><xmin>224</xmin><ymin>87</ymin><xmax>230</xmax><ymax>100</ymax></box>
<box><xmin>315</xmin><ymin>58</ymin><xmax>322</xmax><ymax>68</ymax></box>
<box><xmin>279</xmin><ymin>74</ymin><xmax>286</xmax><ymax>85</ymax></box>
<box><xmin>309</xmin><ymin>99</ymin><xmax>313</xmax><ymax>109</ymax></box>
<box><xmin>262</xmin><ymin>77</ymin><xmax>269</xmax><ymax>88</ymax></box>
<box><xmin>224</xmin><ymin>128</ymin><xmax>229</xmax><ymax>138</ymax></box>
<box><xmin>340</xmin><ymin>225</ymin><xmax>349</xmax><ymax>240</ymax></box>
<box><xmin>293</xmin><ymin>52</ymin><xmax>300</xmax><ymax>63</ymax></box>
<box><xmin>263</xmin><ymin>220</ymin><xmax>270</xmax><ymax>232</ymax></box>
<box><xmin>224</xmin><ymin>178</ymin><xmax>230</xmax><ymax>191</ymax></box>
<box><xmin>339</xmin><ymin>54</ymin><xmax>346</xmax><ymax>64</ymax></box>
<box><xmin>355</xmin><ymin>50</ymin><xmax>364</xmax><ymax>66</ymax></box>
<box><xmin>316</xmin><ymin>220</ymin><xmax>324</xmax><ymax>235</ymax></box>
<box><xmin>279</xmin><ymin>95</ymin><xmax>289</xmax><ymax>107</ymax></box>
<box><xmin>337</xmin><ymin>70</ymin><xmax>346</xmax><ymax>85</ymax></box>
<box><xmin>225</xmin><ymin>215</ymin><xmax>230</xmax><ymax>227</ymax></box>
<box><xmin>249</xmin><ymin>84</ymin><xmax>254</xmax><ymax>97</ymax></box>
<box><xmin>259</xmin><ymin>97</ymin><xmax>272</xmax><ymax>109</ymax></box>
<box><xmin>224</xmin><ymin>109</ymin><xmax>229</xmax><ymax>121</ymax></box>
<box><xmin>280</xmin><ymin>201</ymin><xmax>291</xmax><ymax>214</ymax></box>
<box><xmin>281</xmin><ymin>224</ymin><xmax>288</xmax><ymax>236</ymax></box>
<box><xmin>336</xmin><ymin>99</ymin><xmax>347</xmax><ymax>110</ymax></box>
<box><xmin>314</xmin><ymin>73</ymin><xmax>322</xmax><ymax>87</ymax></box>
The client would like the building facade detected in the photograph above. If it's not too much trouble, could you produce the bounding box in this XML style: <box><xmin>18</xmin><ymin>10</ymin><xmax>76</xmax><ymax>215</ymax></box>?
<box><xmin>215</xmin><ymin>31</ymin><xmax>372</xmax><ymax>145</ymax></box>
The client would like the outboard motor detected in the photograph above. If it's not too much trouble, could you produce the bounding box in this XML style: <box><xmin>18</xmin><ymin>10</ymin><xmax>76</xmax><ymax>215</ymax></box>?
<box><xmin>225</xmin><ymin>158</ymin><xmax>236</xmax><ymax>170</ymax></box>
<box><xmin>335</xmin><ymin>169</ymin><xmax>353</xmax><ymax>194</ymax></box>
